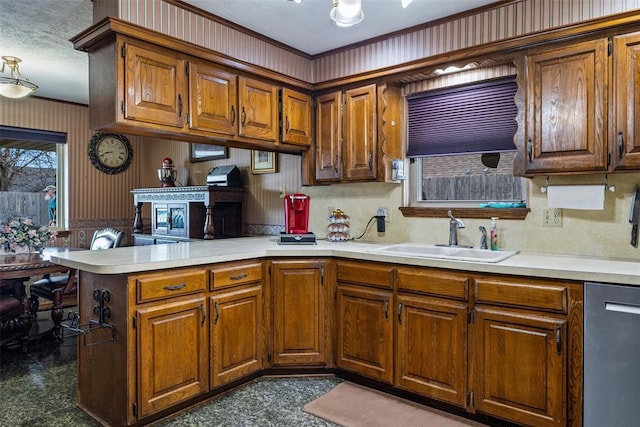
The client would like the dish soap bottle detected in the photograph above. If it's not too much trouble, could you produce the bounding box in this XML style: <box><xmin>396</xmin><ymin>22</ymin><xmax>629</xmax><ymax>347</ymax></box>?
<box><xmin>490</xmin><ymin>217</ymin><xmax>499</xmax><ymax>251</ymax></box>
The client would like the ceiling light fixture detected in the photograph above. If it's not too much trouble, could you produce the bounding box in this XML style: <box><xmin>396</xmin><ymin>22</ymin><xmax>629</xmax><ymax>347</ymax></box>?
<box><xmin>330</xmin><ymin>0</ymin><xmax>364</xmax><ymax>27</ymax></box>
<box><xmin>0</xmin><ymin>56</ymin><xmax>38</xmax><ymax>99</ymax></box>
<box><xmin>401</xmin><ymin>0</ymin><xmax>413</xmax><ymax>8</ymax></box>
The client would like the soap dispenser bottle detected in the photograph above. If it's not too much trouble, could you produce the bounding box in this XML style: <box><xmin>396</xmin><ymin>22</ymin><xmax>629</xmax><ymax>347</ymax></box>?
<box><xmin>490</xmin><ymin>217</ymin><xmax>499</xmax><ymax>251</ymax></box>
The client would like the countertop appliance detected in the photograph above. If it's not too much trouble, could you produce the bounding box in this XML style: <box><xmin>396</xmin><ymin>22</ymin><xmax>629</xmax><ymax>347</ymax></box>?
<box><xmin>584</xmin><ymin>282</ymin><xmax>640</xmax><ymax>427</ymax></box>
<box><xmin>207</xmin><ymin>165</ymin><xmax>241</xmax><ymax>187</ymax></box>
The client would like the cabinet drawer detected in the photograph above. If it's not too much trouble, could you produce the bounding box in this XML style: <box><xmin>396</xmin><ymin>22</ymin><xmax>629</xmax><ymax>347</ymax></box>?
<box><xmin>135</xmin><ymin>270</ymin><xmax>206</xmax><ymax>303</ymax></box>
<box><xmin>397</xmin><ymin>267</ymin><xmax>469</xmax><ymax>301</ymax></box>
<box><xmin>474</xmin><ymin>276</ymin><xmax>569</xmax><ymax>313</ymax></box>
<box><xmin>210</xmin><ymin>261</ymin><xmax>262</xmax><ymax>290</ymax></box>
<box><xmin>336</xmin><ymin>260</ymin><xmax>393</xmax><ymax>289</ymax></box>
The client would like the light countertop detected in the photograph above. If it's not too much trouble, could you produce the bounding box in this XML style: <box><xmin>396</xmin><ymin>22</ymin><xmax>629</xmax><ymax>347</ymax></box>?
<box><xmin>50</xmin><ymin>236</ymin><xmax>640</xmax><ymax>286</ymax></box>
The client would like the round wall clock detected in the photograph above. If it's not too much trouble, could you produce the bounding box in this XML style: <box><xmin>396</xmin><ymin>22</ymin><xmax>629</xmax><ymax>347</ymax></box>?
<box><xmin>88</xmin><ymin>133</ymin><xmax>133</xmax><ymax>174</ymax></box>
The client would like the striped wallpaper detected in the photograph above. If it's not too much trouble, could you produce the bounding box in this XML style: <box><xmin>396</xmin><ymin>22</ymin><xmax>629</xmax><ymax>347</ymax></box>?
<box><xmin>116</xmin><ymin>0</ymin><xmax>640</xmax><ymax>84</ymax></box>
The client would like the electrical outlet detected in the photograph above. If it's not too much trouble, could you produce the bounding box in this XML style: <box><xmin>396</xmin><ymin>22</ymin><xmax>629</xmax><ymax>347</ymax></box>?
<box><xmin>542</xmin><ymin>208</ymin><xmax>562</xmax><ymax>227</ymax></box>
<box><xmin>377</xmin><ymin>207</ymin><xmax>390</xmax><ymax>222</ymax></box>
<box><xmin>279</xmin><ymin>185</ymin><xmax>286</xmax><ymax>198</ymax></box>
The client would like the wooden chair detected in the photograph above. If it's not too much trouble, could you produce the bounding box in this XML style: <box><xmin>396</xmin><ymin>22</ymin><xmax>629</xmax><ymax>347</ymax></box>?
<box><xmin>0</xmin><ymin>278</ymin><xmax>32</xmax><ymax>351</ymax></box>
<box><xmin>29</xmin><ymin>227</ymin><xmax>123</xmax><ymax>337</ymax></box>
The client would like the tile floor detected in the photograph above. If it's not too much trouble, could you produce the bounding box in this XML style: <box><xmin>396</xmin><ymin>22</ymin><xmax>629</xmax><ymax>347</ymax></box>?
<box><xmin>0</xmin><ymin>317</ymin><xmax>342</xmax><ymax>427</ymax></box>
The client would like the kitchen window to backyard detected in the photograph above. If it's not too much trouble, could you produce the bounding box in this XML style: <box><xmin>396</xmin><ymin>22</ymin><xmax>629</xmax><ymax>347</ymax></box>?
<box><xmin>0</xmin><ymin>126</ymin><xmax>66</xmax><ymax>229</ymax></box>
<box><xmin>404</xmin><ymin>76</ymin><xmax>528</xmax><ymax>219</ymax></box>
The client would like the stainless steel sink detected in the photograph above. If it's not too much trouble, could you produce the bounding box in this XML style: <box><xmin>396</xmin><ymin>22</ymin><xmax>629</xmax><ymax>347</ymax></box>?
<box><xmin>370</xmin><ymin>243</ymin><xmax>518</xmax><ymax>263</ymax></box>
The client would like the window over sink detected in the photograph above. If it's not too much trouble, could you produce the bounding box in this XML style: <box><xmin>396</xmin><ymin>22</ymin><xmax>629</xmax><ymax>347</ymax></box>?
<box><xmin>403</xmin><ymin>69</ymin><xmax>528</xmax><ymax>216</ymax></box>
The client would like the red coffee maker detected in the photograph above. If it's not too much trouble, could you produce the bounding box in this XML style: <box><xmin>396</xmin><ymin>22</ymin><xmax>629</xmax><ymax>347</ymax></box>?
<box><xmin>284</xmin><ymin>193</ymin><xmax>310</xmax><ymax>234</ymax></box>
<box><xmin>280</xmin><ymin>194</ymin><xmax>315</xmax><ymax>244</ymax></box>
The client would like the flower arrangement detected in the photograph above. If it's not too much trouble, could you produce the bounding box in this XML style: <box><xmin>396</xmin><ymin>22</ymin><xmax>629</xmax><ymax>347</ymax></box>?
<box><xmin>0</xmin><ymin>217</ymin><xmax>57</xmax><ymax>253</ymax></box>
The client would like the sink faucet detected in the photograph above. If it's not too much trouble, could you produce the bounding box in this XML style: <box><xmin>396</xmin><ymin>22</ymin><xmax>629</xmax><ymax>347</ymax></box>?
<box><xmin>447</xmin><ymin>210</ymin><xmax>465</xmax><ymax>246</ymax></box>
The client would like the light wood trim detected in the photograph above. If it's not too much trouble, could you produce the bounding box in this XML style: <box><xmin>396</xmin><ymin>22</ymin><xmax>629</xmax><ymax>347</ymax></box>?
<box><xmin>399</xmin><ymin>207</ymin><xmax>530</xmax><ymax>220</ymax></box>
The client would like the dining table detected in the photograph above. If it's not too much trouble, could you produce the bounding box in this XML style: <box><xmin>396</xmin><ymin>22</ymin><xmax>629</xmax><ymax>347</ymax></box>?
<box><xmin>0</xmin><ymin>247</ymin><xmax>80</xmax><ymax>346</ymax></box>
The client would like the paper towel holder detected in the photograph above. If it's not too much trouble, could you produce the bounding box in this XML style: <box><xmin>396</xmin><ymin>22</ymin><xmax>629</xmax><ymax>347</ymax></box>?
<box><xmin>540</xmin><ymin>175</ymin><xmax>616</xmax><ymax>193</ymax></box>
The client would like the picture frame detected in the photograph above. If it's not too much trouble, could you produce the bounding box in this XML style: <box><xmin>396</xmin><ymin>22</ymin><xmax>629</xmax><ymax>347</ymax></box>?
<box><xmin>189</xmin><ymin>143</ymin><xmax>228</xmax><ymax>162</ymax></box>
<box><xmin>250</xmin><ymin>150</ymin><xmax>278</xmax><ymax>174</ymax></box>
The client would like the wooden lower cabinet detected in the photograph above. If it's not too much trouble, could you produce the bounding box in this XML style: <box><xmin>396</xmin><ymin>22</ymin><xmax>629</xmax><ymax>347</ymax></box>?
<box><xmin>74</xmin><ymin>258</ymin><xmax>582</xmax><ymax>427</ymax></box>
<box><xmin>395</xmin><ymin>294</ymin><xmax>468</xmax><ymax>407</ymax></box>
<box><xmin>336</xmin><ymin>284</ymin><xmax>393</xmax><ymax>383</ymax></box>
<box><xmin>472</xmin><ymin>307</ymin><xmax>566</xmax><ymax>426</ymax></box>
<box><xmin>136</xmin><ymin>297</ymin><xmax>209</xmax><ymax>418</ymax></box>
<box><xmin>210</xmin><ymin>284</ymin><xmax>264</xmax><ymax>387</ymax></box>
<box><xmin>271</xmin><ymin>260</ymin><xmax>328</xmax><ymax>366</ymax></box>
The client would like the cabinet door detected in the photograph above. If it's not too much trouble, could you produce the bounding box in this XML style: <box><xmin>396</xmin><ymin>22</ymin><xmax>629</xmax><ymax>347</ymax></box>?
<box><xmin>211</xmin><ymin>285</ymin><xmax>264</xmax><ymax>387</ymax></box>
<box><xmin>315</xmin><ymin>92</ymin><xmax>342</xmax><ymax>182</ymax></box>
<box><xmin>238</xmin><ymin>76</ymin><xmax>278</xmax><ymax>142</ymax></box>
<box><xmin>124</xmin><ymin>42</ymin><xmax>186</xmax><ymax>128</ymax></box>
<box><xmin>188</xmin><ymin>62</ymin><xmax>238</xmax><ymax>136</ymax></box>
<box><xmin>271</xmin><ymin>260</ymin><xmax>326</xmax><ymax>366</ymax></box>
<box><xmin>344</xmin><ymin>84</ymin><xmax>377</xmax><ymax>180</ymax></box>
<box><xmin>522</xmin><ymin>39</ymin><xmax>608</xmax><ymax>174</ymax></box>
<box><xmin>396</xmin><ymin>294</ymin><xmax>468</xmax><ymax>408</ymax></box>
<box><xmin>336</xmin><ymin>285</ymin><xmax>393</xmax><ymax>384</ymax></box>
<box><xmin>473</xmin><ymin>306</ymin><xmax>566</xmax><ymax>427</ymax></box>
<box><xmin>612</xmin><ymin>32</ymin><xmax>640</xmax><ymax>171</ymax></box>
<box><xmin>282</xmin><ymin>87</ymin><xmax>312</xmax><ymax>147</ymax></box>
<box><xmin>137</xmin><ymin>297</ymin><xmax>208</xmax><ymax>418</ymax></box>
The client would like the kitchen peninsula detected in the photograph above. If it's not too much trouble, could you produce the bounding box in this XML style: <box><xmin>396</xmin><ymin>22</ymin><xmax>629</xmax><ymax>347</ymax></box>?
<box><xmin>50</xmin><ymin>237</ymin><xmax>639</xmax><ymax>426</ymax></box>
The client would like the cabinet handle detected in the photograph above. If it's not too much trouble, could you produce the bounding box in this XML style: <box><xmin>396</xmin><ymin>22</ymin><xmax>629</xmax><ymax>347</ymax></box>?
<box><xmin>229</xmin><ymin>273</ymin><xmax>248</xmax><ymax>281</ymax></box>
<box><xmin>231</xmin><ymin>105</ymin><xmax>236</xmax><ymax>125</ymax></box>
<box><xmin>527</xmin><ymin>139</ymin><xmax>533</xmax><ymax>163</ymax></box>
<box><xmin>555</xmin><ymin>326</ymin><xmax>561</xmax><ymax>355</ymax></box>
<box><xmin>178</xmin><ymin>94</ymin><xmax>183</xmax><ymax>117</ymax></box>
<box><xmin>334</xmin><ymin>155</ymin><xmax>338</xmax><ymax>174</ymax></box>
<box><xmin>383</xmin><ymin>300</ymin><xmax>389</xmax><ymax>320</ymax></box>
<box><xmin>241</xmin><ymin>107</ymin><xmax>246</xmax><ymax>127</ymax></box>
<box><xmin>214</xmin><ymin>301</ymin><xmax>219</xmax><ymax>325</ymax></box>
<box><xmin>201</xmin><ymin>303</ymin><xmax>206</xmax><ymax>327</ymax></box>
<box><xmin>163</xmin><ymin>283</ymin><xmax>186</xmax><ymax>291</ymax></box>
<box><xmin>285</xmin><ymin>116</ymin><xmax>290</xmax><ymax>132</ymax></box>
<box><xmin>397</xmin><ymin>303</ymin><xmax>403</xmax><ymax>324</ymax></box>
<box><xmin>618</xmin><ymin>132</ymin><xmax>624</xmax><ymax>159</ymax></box>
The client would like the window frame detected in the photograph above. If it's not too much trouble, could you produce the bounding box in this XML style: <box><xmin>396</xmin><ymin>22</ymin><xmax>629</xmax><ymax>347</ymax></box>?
<box><xmin>400</xmin><ymin>67</ymin><xmax>530</xmax><ymax>220</ymax></box>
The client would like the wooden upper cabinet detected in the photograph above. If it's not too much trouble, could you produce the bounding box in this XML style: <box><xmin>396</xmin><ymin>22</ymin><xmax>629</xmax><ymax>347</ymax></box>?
<box><xmin>188</xmin><ymin>62</ymin><xmax>238</xmax><ymax>136</ymax></box>
<box><xmin>612</xmin><ymin>31</ymin><xmax>640</xmax><ymax>171</ymax></box>
<box><xmin>238</xmin><ymin>76</ymin><xmax>279</xmax><ymax>142</ymax></box>
<box><xmin>282</xmin><ymin>88</ymin><xmax>312</xmax><ymax>147</ymax></box>
<box><xmin>344</xmin><ymin>84</ymin><xmax>377</xmax><ymax>180</ymax></box>
<box><xmin>123</xmin><ymin>42</ymin><xmax>186</xmax><ymax>129</ymax></box>
<box><xmin>519</xmin><ymin>38</ymin><xmax>608</xmax><ymax>174</ymax></box>
<box><xmin>315</xmin><ymin>91</ymin><xmax>342</xmax><ymax>182</ymax></box>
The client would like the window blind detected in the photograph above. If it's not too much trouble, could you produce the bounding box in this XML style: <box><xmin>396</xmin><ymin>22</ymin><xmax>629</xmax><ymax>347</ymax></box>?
<box><xmin>407</xmin><ymin>77</ymin><xmax>517</xmax><ymax>157</ymax></box>
<box><xmin>0</xmin><ymin>125</ymin><xmax>66</xmax><ymax>144</ymax></box>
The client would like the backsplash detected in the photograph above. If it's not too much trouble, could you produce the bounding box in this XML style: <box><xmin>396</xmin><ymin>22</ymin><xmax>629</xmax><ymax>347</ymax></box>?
<box><xmin>303</xmin><ymin>173</ymin><xmax>640</xmax><ymax>260</ymax></box>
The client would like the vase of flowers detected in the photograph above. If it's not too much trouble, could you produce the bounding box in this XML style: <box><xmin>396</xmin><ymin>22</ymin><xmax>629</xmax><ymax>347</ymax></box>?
<box><xmin>0</xmin><ymin>217</ymin><xmax>57</xmax><ymax>254</ymax></box>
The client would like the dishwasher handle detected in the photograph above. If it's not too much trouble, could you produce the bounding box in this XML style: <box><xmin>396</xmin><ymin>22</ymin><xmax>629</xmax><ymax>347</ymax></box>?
<box><xmin>605</xmin><ymin>302</ymin><xmax>640</xmax><ymax>315</ymax></box>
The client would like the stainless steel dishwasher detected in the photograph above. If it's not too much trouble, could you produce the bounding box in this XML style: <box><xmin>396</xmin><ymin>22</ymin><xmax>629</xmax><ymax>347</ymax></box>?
<box><xmin>584</xmin><ymin>282</ymin><xmax>640</xmax><ymax>427</ymax></box>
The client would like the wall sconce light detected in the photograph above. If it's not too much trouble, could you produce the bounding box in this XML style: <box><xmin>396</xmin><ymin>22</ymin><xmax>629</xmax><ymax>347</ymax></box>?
<box><xmin>0</xmin><ymin>56</ymin><xmax>38</xmax><ymax>99</ymax></box>
<box><xmin>330</xmin><ymin>0</ymin><xmax>364</xmax><ymax>27</ymax></box>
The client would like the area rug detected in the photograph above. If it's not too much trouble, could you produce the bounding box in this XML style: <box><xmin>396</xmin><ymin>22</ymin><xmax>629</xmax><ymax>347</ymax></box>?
<box><xmin>303</xmin><ymin>382</ymin><xmax>486</xmax><ymax>427</ymax></box>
